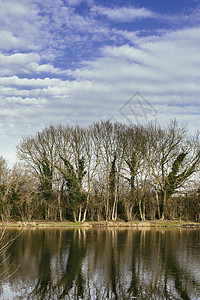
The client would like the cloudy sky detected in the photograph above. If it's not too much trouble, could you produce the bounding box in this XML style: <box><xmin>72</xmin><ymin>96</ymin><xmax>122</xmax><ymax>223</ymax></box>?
<box><xmin>1</xmin><ymin>0</ymin><xmax>200</xmax><ymax>165</ymax></box>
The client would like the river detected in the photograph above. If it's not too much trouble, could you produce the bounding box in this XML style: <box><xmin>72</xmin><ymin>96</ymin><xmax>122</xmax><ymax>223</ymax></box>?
<box><xmin>0</xmin><ymin>227</ymin><xmax>200</xmax><ymax>299</ymax></box>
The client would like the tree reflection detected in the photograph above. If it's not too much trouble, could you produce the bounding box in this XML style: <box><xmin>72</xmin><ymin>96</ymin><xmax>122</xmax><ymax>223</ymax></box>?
<box><xmin>57</xmin><ymin>229</ymin><xmax>86</xmax><ymax>299</ymax></box>
<box><xmin>160</xmin><ymin>231</ymin><xmax>200</xmax><ymax>300</ymax></box>
<box><xmin>1</xmin><ymin>228</ymin><xmax>200</xmax><ymax>299</ymax></box>
<box><xmin>29</xmin><ymin>231</ymin><xmax>52</xmax><ymax>299</ymax></box>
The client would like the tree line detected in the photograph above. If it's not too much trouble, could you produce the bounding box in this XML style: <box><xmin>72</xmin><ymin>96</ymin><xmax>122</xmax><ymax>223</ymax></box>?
<box><xmin>0</xmin><ymin>120</ymin><xmax>200</xmax><ymax>222</ymax></box>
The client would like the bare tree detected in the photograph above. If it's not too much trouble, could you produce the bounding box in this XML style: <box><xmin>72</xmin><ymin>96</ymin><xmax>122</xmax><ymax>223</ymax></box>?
<box><xmin>81</xmin><ymin>125</ymin><xmax>100</xmax><ymax>222</ymax></box>
<box><xmin>16</xmin><ymin>126</ymin><xmax>61</xmax><ymax>220</ymax></box>
<box><xmin>10</xmin><ymin>165</ymin><xmax>41</xmax><ymax>222</ymax></box>
<box><xmin>92</xmin><ymin>121</ymin><xmax>126</xmax><ymax>221</ymax></box>
<box><xmin>0</xmin><ymin>157</ymin><xmax>14</xmax><ymax>221</ymax></box>
<box><xmin>122</xmin><ymin>124</ymin><xmax>149</xmax><ymax>220</ymax></box>
<box><xmin>146</xmin><ymin>120</ymin><xmax>200</xmax><ymax>219</ymax></box>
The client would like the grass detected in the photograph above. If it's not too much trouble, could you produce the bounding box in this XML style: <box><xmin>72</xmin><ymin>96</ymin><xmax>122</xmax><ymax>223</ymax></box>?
<box><xmin>0</xmin><ymin>220</ymin><xmax>199</xmax><ymax>228</ymax></box>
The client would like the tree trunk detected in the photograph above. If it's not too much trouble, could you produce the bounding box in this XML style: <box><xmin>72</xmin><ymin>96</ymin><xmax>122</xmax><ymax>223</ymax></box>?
<box><xmin>142</xmin><ymin>196</ymin><xmax>146</xmax><ymax>221</ymax></box>
<box><xmin>78</xmin><ymin>204</ymin><xmax>82</xmax><ymax>222</ymax></box>
<box><xmin>111</xmin><ymin>194</ymin><xmax>117</xmax><ymax>221</ymax></box>
<box><xmin>126</xmin><ymin>205</ymin><xmax>133</xmax><ymax>221</ymax></box>
<box><xmin>82</xmin><ymin>194</ymin><xmax>90</xmax><ymax>222</ymax></box>
<box><xmin>155</xmin><ymin>188</ymin><xmax>160</xmax><ymax>219</ymax></box>
<box><xmin>44</xmin><ymin>203</ymin><xmax>49</xmax><ymax>221</ymax></box>
<box><xmin>57</xmin><ymin>191</ymin><xmax>62</xmax><ymax>221</ymax></box>
<box><xmin>138</xmin><ymin>193</ymin><xmax>146</xmax><ymax>221</ymax></box>
<box><xmin>162</xmin><ymin>190</ymin><xmax>167</xmax><ymax>220</ymax></box>
<box><xmin>82</xmin><ymin>207</ymin><xmax>87</xmax><ymax>222</ymax></box>
<box><xmin>73</xmin><ymin>211</ymin><xmax>77</xmax><ymax>222</ymax></box>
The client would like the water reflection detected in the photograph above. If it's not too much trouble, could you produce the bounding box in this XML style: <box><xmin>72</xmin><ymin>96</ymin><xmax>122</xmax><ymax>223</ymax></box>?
<box><xmin>1</xmin><ymin>228</ymin><xmax>200</xmax><ymax>299</ymax></box>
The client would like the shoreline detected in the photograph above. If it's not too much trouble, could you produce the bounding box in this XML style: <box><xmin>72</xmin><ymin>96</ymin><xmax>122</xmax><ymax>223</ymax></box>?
<box><xmin>0</xmin><ymin>220</ymin><xmax>200</xmax><ymax>229</ymax></box>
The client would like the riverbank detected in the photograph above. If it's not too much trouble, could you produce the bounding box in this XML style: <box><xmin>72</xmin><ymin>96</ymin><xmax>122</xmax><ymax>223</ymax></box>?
<box><xmin>0</xmin><ymin>220</ymin><xmax>200</xmax><ymax>228</ymax></box>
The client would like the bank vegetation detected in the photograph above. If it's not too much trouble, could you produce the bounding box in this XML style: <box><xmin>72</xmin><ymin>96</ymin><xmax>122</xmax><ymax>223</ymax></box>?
<box><xmin>1</xmin><ymin>120</ymin><xmax>200</xmax><ymax>223</ymax></box>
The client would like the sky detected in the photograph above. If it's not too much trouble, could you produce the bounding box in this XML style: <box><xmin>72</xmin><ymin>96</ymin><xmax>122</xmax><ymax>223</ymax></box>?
<box><xmin>1</xmin><ymin>0</ymin><xmax>200</xmax><ymax>165</ymax></box>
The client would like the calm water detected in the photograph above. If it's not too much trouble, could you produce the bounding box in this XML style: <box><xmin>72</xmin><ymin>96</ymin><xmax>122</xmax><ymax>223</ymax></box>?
<box><xmin>0</xmin><ymin>228</ymin><xmax>200</xmax><ymax>299</ymax></box>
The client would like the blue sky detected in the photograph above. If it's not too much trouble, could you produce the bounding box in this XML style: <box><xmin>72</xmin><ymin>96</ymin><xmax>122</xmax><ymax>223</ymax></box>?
<box><xmin>1</xmin><ymin>0</ymin><xmax>200</xmax><ymax>165</ymax></box>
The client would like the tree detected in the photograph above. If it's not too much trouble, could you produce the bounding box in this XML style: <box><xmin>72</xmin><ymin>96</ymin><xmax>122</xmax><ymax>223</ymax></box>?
<box><xmin>15</xmin><ymin>120</ymin><xmax>200</xmax><ymax>222</ymax></box>
<box><xmin>57</xmin><ymin>156</ymin><xmax>86</xmax><ymax>221</ymax></box>
<box><xmin>122</xmin><ymin>124</ymin><xmax>149</xmax><ymax>221</ymax></box>
<box><xmin>81</xmin><ymin>125</ymin><xmax>100</xmax><ymax>221</ymax></box>
<box><xmin>146</xmin><ymin>120</ymin><xmax>200</xmax><ymax>219</ymax></box>
<box><xmin>17</xmin><ymin>126</ymin><xmax>61</xmax><ymax>220</ymax></box>
<box><xmin>10</xmin><ymin>165</ymin><xmax>41</xmax><ymax>222</ymax></box>
<box><xmin>0</xmin><ymin>157</ymin><xmax>16</xmax><ymax>221</ymax></box>
<box><xmin>92</xmin><ymin>121</ymin><xmax>126</xmax><ymax>221</ymax></box>
<box><xmin>56</xmin><ymin>125</ymin><xmax>87</xmax><ymax>221</ymax></box>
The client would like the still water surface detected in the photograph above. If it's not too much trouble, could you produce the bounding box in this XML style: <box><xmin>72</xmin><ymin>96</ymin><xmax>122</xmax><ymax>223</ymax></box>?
<box><xmin>1</xmin><ymin>228</ymin><xmax>200</xmax><ymax>299</ymax></box>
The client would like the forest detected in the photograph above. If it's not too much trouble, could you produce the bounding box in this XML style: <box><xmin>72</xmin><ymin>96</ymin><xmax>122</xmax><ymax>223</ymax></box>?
<box><xmin>0</xmin><ymin>119</ymin><xmax>200</xmax><ymax>222</ymax></box>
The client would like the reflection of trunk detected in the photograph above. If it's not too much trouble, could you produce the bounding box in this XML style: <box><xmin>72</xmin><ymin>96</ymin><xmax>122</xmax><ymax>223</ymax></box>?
<box><xmin>58</xmin><ymin>229</ymin><xmax>86</xmax><ymax>299</ymax></box>
<box><xmin>128</xmin><ymin>255</ymin><xmax>139</xmax><ymax>297</ymax></box>
<box><xmin>128</xmin><ymin>231</ymin><xmax>141</xmax><ymax>298</ymax></box>
<box><xmin>110</xmin><ymin>246</ymin><xmax>118</xmax><ymax>299</ymax></box>
<box><xmin>161</xmin><ymin>233</ymin><xmax>193</xmax><ymax>300</ymax></box>
<box><xmin>31</xmin><ymin>232</ymin><xmax>52</xmax><ymax>299</ymax></box>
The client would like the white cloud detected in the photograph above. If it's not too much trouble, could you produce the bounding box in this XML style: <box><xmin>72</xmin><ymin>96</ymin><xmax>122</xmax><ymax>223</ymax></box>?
<box><xmin>1</xmin><ymin>26</ymin><xmax>200</xmax><ymax>128</ymax></box>
<box><xmin>0</xmin><ymin>53</ymin><xmax>40</xmax><ymax>69</ymax></box>
<box><xmin>0</xmin><ymin>31</ymin><xmax>21</xmax><ymax>50</ymax></box>
<box><xmin>5</xmin><ymin>96</ymin><xmax>46</xmax><ymax>105</ymax></box>
<box><xmin>0</xmin><ymin>76</ymin><xmax>61</xmax><ymax>87</ymax></box>
<box><xmin>0</xmin><ymin>0</ymin><xmax>40</xmax><ymax>52</ymax></box>
<box><xmin>26</xmin><ymin>62</ymin><xmax>61</xmax><ymax>74</ymax></box>
<box><xmin>0</xmin><ymin>52</ymin><xmax>63</xmax><ymax>76</ymax></box>
<box><xmin>0</xmin><ymin>0</ymin><xmax>33</xmax><ymax>23</ymax></box>
<box><xmin>92</xmin><ymin>5</ymin><xmax>153</xmax><ymax>22</ymax></box>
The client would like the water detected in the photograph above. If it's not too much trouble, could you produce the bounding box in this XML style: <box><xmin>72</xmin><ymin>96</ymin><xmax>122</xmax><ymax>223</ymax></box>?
<box><xmin>0</xmin><ymin>228</ymin><xmax>200</xmax><ymax>299</ymax></box>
